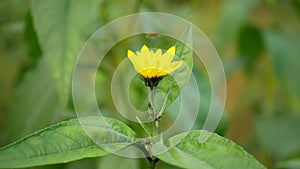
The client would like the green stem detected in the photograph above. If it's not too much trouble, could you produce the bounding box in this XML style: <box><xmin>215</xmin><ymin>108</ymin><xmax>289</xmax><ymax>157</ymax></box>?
<box><xmin>149</xmin><ymin>87</ymin><xmax>157</xmax><ymax>137</ymax></box>
<box><xmin>149</xmin><ymin>158</ymin><xmax>159</xmax><ymax>169</ymax></box>
<box><xmin>148</xmin><ymin>87</ymin><xmax>161</xmax><ymax>169</ymax></box>
<box><xmin>150</xmin><ymin>159</ymin><xmax>156</xmax><ymax>169</ymax></box>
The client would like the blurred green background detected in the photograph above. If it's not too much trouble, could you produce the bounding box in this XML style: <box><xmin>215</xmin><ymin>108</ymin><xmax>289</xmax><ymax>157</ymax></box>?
<box><xmin>1</xmin><ymin>0</ymin><xmax>300</xmax><ymax>168</ymax></box>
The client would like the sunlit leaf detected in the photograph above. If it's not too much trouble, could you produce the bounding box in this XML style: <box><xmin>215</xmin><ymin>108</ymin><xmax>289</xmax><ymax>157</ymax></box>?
<box><xmin>136</xmin><ymin>116</ymin><xmax>152</xmax><ymax>137</ymax></box>
<box><xmin>0</xmin><ymin>117</ymin><xmax>136</xmax><ymax>168</ymax></box>
<box><xmin>154</xmin><ymin>130</ymin><xmax>266</xmax><ymax>169</ymax></box>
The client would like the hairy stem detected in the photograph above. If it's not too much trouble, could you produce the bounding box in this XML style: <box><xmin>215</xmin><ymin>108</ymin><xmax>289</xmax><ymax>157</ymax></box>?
<box><xmin>149</xmin><ymin>87</ymin><xmax>157</xmax><ymax>137</ymax></box>
<box><xmin>148</xmin><ymin>87</ymin><xmax>161</xmax><ymax>169</ymax></box>
<box><xmin>149</xmin><ymin>158</ymin><xmax>159</xmax><ymax>169</ymax></box>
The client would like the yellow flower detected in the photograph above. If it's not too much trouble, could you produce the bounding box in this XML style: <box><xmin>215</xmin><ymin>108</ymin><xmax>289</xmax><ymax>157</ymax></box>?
<box><xmin>127</xmin><ymin>45</ymin><xmax>183</xmax><ymax>88</ymax></box>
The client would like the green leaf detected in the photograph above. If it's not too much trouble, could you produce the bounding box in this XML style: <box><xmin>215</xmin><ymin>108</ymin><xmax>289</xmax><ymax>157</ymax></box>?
<box><xmin>136</xmin><ymin>116</ymin><xmax>152</xmax><ymax>137</ymax></box>
<box><xmin>154</xmin><ymin>24</ymin><xmax>193</xmax><ymax>113</ymax></box>
<box><xmin>31</xmin><ymin>0</ymin><xmax>101</xmax><ymax>106</ymax></box>
<box><xmin>154</xmin><ymin>130</ymin><xmax>266</xmax><ymax>169</ymax></box>
<box><xmin>0</xmin><ymin>117</ymin><xmax>136</xmax><ymax>168</ymax></box>
<box><xmin>8</xmin><ymin>60</ymin><xmax>63</xmax><ymax>141</ymax></box>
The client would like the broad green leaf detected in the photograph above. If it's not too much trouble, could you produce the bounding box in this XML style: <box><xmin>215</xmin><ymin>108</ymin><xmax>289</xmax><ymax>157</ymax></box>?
<box><xmin>154</xmin><ymin>24</ymin><xmax>193</xmax><ymax>113</ymax></box>
<box><xmin>81</xmin><ymin>117</ymin><xmax>137</xmax><ymax>151</ymax></box>
<box><xmin>154</xmin><ymin>130</ymin><xmax>266</xmax><ymax>169</ymax></box>
<box><xmin>8</xmin><ymin>60</ymin><xmax>63</xmax><ymax>141</ymax></box>
<box><xmin>31</xmin><ymin>0</ymin><xmax>101</xmax><ymax>106</ymax></box>
<box><xmin>136</xmin><ymin>116</ymin><xmax>152</xmax><ymax>137</ymax></box>
<box><xmin>0</xmin><ymin>117</ymin><xmax>136</xmax><ymax>168</ymax></box>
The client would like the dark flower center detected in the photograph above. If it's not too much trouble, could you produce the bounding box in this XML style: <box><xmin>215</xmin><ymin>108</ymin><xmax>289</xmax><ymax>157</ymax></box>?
<box><xmin>141</xmin><ymin>75</ymin><xmax>165</xmax><ymax>89</ymax></box>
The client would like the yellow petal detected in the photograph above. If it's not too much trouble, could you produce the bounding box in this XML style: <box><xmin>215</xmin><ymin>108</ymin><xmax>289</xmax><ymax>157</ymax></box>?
<box><xmin>161</xmin><ymin>51</ymin><xmax>175</xmax><ymax>68</ymax></box>
<box><xmin>139</xmin><ymin>49</ymin><xmax>151</xmax><ymax>68</ymax></box>
<box><xmin>153</xmin><ymin>49</ymin><xmax>162</xmax><ymax>67</ymax></box>
<box><xmin>166</xmin><ymin>46</ymin><xmax>176</xmax><ymax>55</ymax></box>
<box><xmin>139</xmin><ymin>69</ymin><xmax>153</xmax><ymax>78</ymax></box>
<box><xmin>136</xmin><ymin>51</ymin><xmax>142</xmax><ymax>56</ymax></box>
<box><xmin>127</xmin><ymin>45</ymin><xmax>182</xmax><ymax>79</ymax></box>
<box><xmin>149</xmin><ymin>50</ymin><xmax>155</xmax><ymax>57</ymax></box>
<box><xmin>139</xmin><ymin>68</ymin><xmax>168</xmax><ymax>79</ymax></box>
<box><xmin>165</xmin><ymin>61</ymin><xmax>183</xmax><ymax>74</ymax></box>
<box><xmin>155</xmin><ymin>68</ymin><xmax>168</xmax><ymax>77</ymax></box>
<box><xmin>127</xmin><ymin>50</ymin><xmax>136</xmax><ymax>64</ymax></box>
<box><xmin>128</xmin><ymin>50</ymin><xmax>143</xmax><ymax>72</ymax></box>
<box><xmin>155</xmin><ymin>49</ymin><xmax>162</xmax><ymax>57</ymax></box>
<box><xmin>141</xmin><ymin>45</ymin><xmax>149</xmax><ymax>51</ymax></box>
<box><xmin>127</xmin><ymin>50</ymin><xmax>135</xmax><ymax>57</ymax></box>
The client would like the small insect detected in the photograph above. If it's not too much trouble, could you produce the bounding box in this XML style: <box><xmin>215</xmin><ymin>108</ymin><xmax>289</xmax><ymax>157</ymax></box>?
<box><xmin>146</xmin><ymin>32</ymin><xmax>159</xmax><ymax>38</ymax></box>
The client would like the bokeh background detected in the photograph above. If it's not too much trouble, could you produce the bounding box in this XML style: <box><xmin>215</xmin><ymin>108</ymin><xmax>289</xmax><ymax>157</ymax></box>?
<box><xmin>1</xmin><ymin>0</ymin><xmax>300</xmax><ymax>168</ymax></box>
